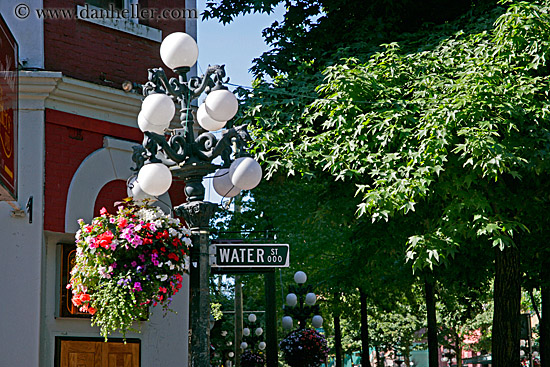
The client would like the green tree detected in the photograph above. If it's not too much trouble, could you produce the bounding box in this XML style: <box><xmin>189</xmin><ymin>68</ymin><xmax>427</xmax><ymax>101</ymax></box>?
<box><xmin>206</xmin><ymin>1</ymin><xmax>550</xmax><ymax>366</ymax></box>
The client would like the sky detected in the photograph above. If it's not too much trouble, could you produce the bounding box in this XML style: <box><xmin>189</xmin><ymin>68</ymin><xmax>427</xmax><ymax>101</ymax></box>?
<box><xmin>195</xmin><ymin>3</ymin><xmax>283</xmax><ymax>203</ymax></box>
<box><xmin>196</xmin><ymin>3</ymin><xmax>284</xmax><ymax>90</ymax></box>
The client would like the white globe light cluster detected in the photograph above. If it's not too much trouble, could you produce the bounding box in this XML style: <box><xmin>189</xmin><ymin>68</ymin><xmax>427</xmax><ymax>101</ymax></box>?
<box><xmin>197</xmin><ymin>89</ymin><xmax>239</xmax><ymax>132</ymax></box>
<box><xmin>129</xmin><ymin>32</ymin><xmax>262</xmax><ymax>199</ymax></box>
<box><xmin>282</xmin><ymin>271</ymin><xmax>323</xmax><ymax>330</ymax></box>
<box><xmin>138</xmin><ymin>93</ymin><xmax>176</xmax><ymax>135</ymax></box>
<box><xmin>212</xmin><ymin>157</ymin><xmax>262</xmax><ymax>198</ymax></box>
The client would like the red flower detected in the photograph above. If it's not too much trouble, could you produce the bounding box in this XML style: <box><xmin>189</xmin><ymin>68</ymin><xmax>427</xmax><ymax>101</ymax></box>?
<box><xmin>72</xmin><ymin>294</ymin><xmax>82</xmax><ymax>307</ymax></box>
<box><xmin>96</xmin><ymin>231</ymin><xmax>114</xmax><ymax>249</ymax></box>
<box><xmin>88</xmin><ymin>307</ymin><xmax>97</xmax><ymax>315</ymax></box>
<box><xmin>168</xmin><ymin>253</ymin><xmax>179</xmax><ymax>262</ymax></box>
<box><xmin>143</xmin><ymin>238</ymin><xmax>152</xmax><ymax>245</ymax></box>
<box><xmin>117</xmin><ymin>217</ymin><xmax>128</xmax><ymax>228</ymax></box>
<box><xmin>100</xmin><ymin>207</ymin><xmax>108</xmax><ymax>215</ymax></box>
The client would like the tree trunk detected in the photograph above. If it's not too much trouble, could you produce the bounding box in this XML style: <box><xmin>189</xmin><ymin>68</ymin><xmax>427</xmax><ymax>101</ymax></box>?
<box><xmin>454</xmin><ymin>330</ymin><xmax>463</xmax><ymax>367</ymax></box>
<box><xmin>360</xmin><ymin>289</ymin><xmax>372</xmax><ymax>367</ymax></box>
<box><xmin>334</xmin><ymin>293</ymin><xmax>343</xmax><ymax>367</ymax></box>
<box><xmin>492</xmin><ymin>245</ymin><xmax>520</xmax><ymax>367</ymax></box>
<box><xmin>375</xmin><ymin>346</ymin><xmax>383</xmax><ymax>367</ymax></box>
<box><xmin>425</xmin><ymin>278</ymin><xmax>438</xmax><ymax>367</ymax></box>
<box><xmin>541</xmin><ymin>285</ymin><xmax>550</xmax><ymax>367</ymax></box>
<box><xmin>404</xmin><ymin>345</ymin><xmax>411</xmax><ymax>367</ymax></box>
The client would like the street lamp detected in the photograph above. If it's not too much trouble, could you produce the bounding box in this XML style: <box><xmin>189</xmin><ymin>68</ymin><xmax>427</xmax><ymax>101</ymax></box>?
<box><xmin>282</xmin><ymin>271</ymin><xmax>323</xmax><ymax>330</ymax></box>
<box><xmin>129</xmin><ymin>32</ymin><xmax>262</xmax><ymax>367</ymax></box>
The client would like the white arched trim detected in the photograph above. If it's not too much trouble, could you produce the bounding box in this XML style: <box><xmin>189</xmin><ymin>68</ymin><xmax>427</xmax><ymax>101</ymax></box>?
<box><xmin>64</xmin><ymin>137</ymin><xmax>172</xmax><ymax>233</ymax></box>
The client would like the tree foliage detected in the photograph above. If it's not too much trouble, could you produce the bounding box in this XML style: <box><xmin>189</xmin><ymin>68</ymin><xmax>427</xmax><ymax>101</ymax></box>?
<box><xmin>205</xmin><ymin>0</ymin><xmax>550</xmax><ymax>364</ymax></box>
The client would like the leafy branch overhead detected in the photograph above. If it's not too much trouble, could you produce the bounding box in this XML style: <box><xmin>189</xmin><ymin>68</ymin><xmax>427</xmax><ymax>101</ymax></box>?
<box><xmin>229</xmin><ymin>0</ymin><xmax>550</xmax><ymax>271</ymax></box>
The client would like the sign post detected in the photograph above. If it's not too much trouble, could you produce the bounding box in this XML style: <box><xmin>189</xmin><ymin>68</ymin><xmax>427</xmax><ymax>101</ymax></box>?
<box><xmin>210</xmin><ymin>242</ymin><xmax>289</xmax><ymax>367</ymax></box>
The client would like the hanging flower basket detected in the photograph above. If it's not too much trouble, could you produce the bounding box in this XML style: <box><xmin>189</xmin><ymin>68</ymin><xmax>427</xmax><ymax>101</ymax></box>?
<box><xmin>280</xmin><ymin>328</ymin><xmax>329</xmax><ymax>367</ymax></box>
<box><xmin>240</xmin><ymin>350</ymin><xmax>265</xmax><ymax>367</ymax></box>
<box><xmin>67</xmin><ymin>199</ymin><xmax>192</xmax><ymax>339</ymax></box>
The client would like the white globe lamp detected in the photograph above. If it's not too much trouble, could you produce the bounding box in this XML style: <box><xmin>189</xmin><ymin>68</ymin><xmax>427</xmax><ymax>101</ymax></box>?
<box><xmin>197</xmin><ymin>103</ymin><xmax>227</xmax><ymax>131</ymax></box>
<box><xmin>229</xmin><ymin>157</ymin><xmax>262</xmax><ymax>190</ymax></box>
<box><xmin>286</xmin><ymin>293</ymin><xmax>298</xmax><ymax>307</ymax></box>
<box><xmin>140</xmin><ymin>93</ymin><xmax>175</xmax><ymax>129</ymax></box>
<box><xmin>255</xmin><ymin>327</ymin><xmax>263</xmax><ymax>336</ymax></box>
<box><xmin>240</xmin><ymin>342</ymin><xmax>248</xmax><ymax>350</ymax></box>
<box><xmin>258</xmin><ymin>342</ymin><xmax>266</xmax><ymax>350</ymax></box>
<box><xmin>282</xmin><ymin>316</ymin><xmax>293</xmax><ymax>330</ymax></box>
<box><xmin>137</xmin><ymin>163</ymin><xmax>172</xmax><ymax>196</ymax></box>
<box><xmin>127</xmin><ymin>176</ymin><xmax>156</xmax><ymax>202</ymax></box>
<box><xmin>160</xmin><ymin>32</ymin><xmax>199</xmax><ymax>69</ymax></box>
<box><xmin>243</xmin><ymin>328</ymin><xmax>250</xmax><ymax>337</ymax></box>
<box><xmin>248</xmin><ymin>313</ymin><xmax>257</xmax><ymax>323</ymax></box>
<box><xmin>305</xmin><ymin>292</ymin><xmax>317</xmax><ymax>306</ymax></box>
<box><xmin>212</xmin><ymin>168</ymin><xmax>241</xmax><ymax>198</ymax></box>
<box><xmin>205</xmin><ymin>89</ymin><xmax>239</xmax><ymax>122</ymax></box>
<box><xmin>312</xmin><ymin>315</ymin><xmax>323</xmax><ymax>328</ymax></box>
<box><xmin>138</xmin><ymin>112</ymin><xmax>167</xmax><ymax>134</ymax></box>
<box><xmin>294</xmin><ymin>271</ymin><xmax>307</xmax><ymax>284</ymax></box>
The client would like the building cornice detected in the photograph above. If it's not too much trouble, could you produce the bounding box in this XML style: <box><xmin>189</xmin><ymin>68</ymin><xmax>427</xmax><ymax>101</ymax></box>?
<box><xmin>19</xmin><ymin>71</ymin><xmax>143</xmax><ymax>128</ymax></box>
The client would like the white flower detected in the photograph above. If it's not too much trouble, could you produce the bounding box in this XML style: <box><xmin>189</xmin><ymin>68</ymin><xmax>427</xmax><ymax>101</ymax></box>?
<box><xmin>156</xmin><ymin>274</ymin><xmax>168</xmax><ymax>282</ymax></box>
<box><xmin>166</xmin><ymin>260</ymin><xmax>175</xmax><ymax>270</ymax></box>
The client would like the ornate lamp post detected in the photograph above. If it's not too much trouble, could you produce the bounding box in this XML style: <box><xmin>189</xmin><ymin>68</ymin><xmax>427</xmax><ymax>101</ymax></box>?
<box><xmin>129</xmin><ymin>32</ymin><xmax>262</xmax><ymax>367</ymax></box>
<box><xmin>282</xmin><ymin>271</ymin><xmax>323</xmax><ymax>330</ymax></box>
<box><xmin>241</xmin><ymin>313</ymin><xmax>267</xmax><ymax>352</ymax></box>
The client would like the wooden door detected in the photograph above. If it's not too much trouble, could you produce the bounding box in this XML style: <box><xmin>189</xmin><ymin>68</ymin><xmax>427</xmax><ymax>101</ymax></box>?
<box><xmin>59</xmin><ymin>339</ymin><xmax>139</xmax><ymax>367</ymax></box>
<box><xmin>102</xmin><ymin>342</ymin><xmax>139</xmax><ymax>367</ymax></box>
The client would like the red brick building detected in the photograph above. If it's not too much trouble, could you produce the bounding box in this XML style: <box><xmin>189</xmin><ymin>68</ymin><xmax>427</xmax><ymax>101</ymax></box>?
<box><xmin>0</xmin><ymin>1</ymin><xmax>196</xmax><ymax>365</ymax></box>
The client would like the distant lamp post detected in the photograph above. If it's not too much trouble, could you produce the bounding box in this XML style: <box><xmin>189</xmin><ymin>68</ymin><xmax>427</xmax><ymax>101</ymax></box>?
<box><xmin>283</xmin><ymin>271</ymin><xmax>322</xmax><ymax>329</ymax></box>
<box><xmin>241</xmin><ymin>313</ymin><xmax>266</xmax><ymax>351</ymax></box>
<box><xmin>129</xmin><ymin>32</ymin><xmax>262</xmax><ymax>367</ymax></box>
<box><xmin>440</xmin><ymin>348</ymin><xmax>455</xmax><ymax>367</ymax></box>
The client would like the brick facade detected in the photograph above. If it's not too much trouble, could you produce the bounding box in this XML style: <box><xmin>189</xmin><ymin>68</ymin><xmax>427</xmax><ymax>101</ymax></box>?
<box><xmin>43</xmin><ymin>0</ymin><xmax>187</xmax><ymax>88</ymax></box>
<box><xmin>44</xmin><ymin>109</ymin><xmax>186</xmax><ymax>232</ymax></box>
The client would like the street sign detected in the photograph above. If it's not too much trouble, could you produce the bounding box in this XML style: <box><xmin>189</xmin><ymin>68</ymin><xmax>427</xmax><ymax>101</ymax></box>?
<box><xmin>211</xmin><ymin>244</ymin><xmax>289</xmax><ymax>268</ymax></box>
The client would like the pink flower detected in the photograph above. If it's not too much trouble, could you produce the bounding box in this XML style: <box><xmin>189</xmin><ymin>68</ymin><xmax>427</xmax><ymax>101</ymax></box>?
<box><xmin>100</xmin><ymin>207</ymin><xmax>108</xmax><ymax>215</ymax></box>
<box><xmin>117</xmin><ymin>217</ymin><xmax>128</xmax><ymax>228</ymax></box>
